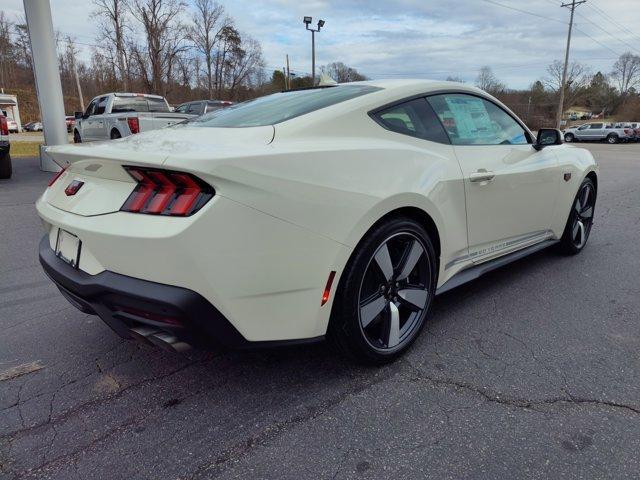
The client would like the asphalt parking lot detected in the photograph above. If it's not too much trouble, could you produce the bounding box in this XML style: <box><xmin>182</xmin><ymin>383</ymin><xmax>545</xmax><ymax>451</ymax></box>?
<box><xmin>1</xmin><ymin>143</ymin><xmax>639</xmax><ymax>479</ymax></box>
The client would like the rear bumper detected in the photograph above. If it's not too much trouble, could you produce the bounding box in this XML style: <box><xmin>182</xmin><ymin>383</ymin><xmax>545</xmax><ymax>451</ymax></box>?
<box><xmin>39</xmin><ymin>236</ymin><xmax>322</xmax><ymax>349</ymax></box>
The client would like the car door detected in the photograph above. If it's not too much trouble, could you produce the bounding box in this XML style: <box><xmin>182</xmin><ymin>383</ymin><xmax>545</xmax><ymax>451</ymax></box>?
<box><xmin>427</xmin><ymin>93</ymin><xmax>561</xmax><ymax>263</ymax></box>
<box><xmin>81</xmin><ymin>99</ymin><xmax>98</xmax><ymax>140</ymax></box>
<box><xmin>587</xmin><ymin>123</ymin><xmax>604</xmax><ymax>140</ymax></box>
<box><xmin>574</xmin><ymin>124</ymin><xmax>590</xmax><ymax>140</ymax></box>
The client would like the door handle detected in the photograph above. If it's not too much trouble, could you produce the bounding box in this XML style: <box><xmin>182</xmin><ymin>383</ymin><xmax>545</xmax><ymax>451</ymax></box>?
<box><xmin>469</xmin><ymin>170</ymin><xmax>496</xmax><ymax>183</ymax></box>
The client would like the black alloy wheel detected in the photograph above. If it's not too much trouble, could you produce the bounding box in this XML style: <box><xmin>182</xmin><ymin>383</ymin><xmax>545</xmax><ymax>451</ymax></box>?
<box><xmin>559</xmin><ymin>177</ymin><xmax>596</xmax><ymax>254</ymax></box>
<box><xmin>329</xmin><ymin>217</ymin><xmax>437</xmax><ymax>364</ymax></box>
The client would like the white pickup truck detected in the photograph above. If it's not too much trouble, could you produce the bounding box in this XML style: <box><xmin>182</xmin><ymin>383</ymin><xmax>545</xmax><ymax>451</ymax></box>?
<box><xmin>73</xmin><ymin>93</ymin><xmax>193</xmax><ymax>143</ymax></box>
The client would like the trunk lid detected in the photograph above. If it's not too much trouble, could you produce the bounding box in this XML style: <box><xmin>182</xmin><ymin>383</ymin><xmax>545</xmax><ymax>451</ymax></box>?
<box><xmin>44</xmin><ymin>126</ymin><xmax>275</xmax><ymax>216</ymax></box>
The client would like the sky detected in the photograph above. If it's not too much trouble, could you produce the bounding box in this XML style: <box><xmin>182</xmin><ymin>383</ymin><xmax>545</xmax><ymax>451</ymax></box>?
<box><xmin>3</xmin><ymin>0</ymin><xmax>640</xmax><ymax>89</ymax></box>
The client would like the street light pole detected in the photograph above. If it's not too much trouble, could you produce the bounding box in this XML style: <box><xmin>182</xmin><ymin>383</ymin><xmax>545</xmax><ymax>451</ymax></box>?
<box><xmin>556</xmin><ymin>0</ymin><xmax>586</xmax><ymax>129</ymax></box>
<box><xmin>303</xmin><ymin>17</ymin><xmax>325</xmax><ymax>86</ymax></box>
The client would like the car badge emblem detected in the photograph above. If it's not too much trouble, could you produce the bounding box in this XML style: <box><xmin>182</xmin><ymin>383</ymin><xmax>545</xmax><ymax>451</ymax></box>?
<box><xmin>65</xmin><ymin>180</ymin><xmax>84</xmax><ymax>196</ymax></box>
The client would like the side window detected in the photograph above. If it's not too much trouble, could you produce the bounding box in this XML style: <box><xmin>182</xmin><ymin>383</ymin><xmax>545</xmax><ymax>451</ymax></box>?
<box><xmin>427</xmin><ymin>94</ymin><xmax>529</xmax><ymax>145</ymax></box>
<box><xmin>147</xmin><ymin>98</ymin><xmax>170</xmax><ymax>112</ymax></box>
<box><xmin>590</xmin><ymin>123</ymin><xmax>603</xmax><ymax>129</ymax></box>
<box><xmin>373</xmin><ymin>98</ymin><xmax>450</xmax><ymax>144</ymax></box>
<box><xmin>94</xmin><ymin>96</ymin><xmax>109</xmax><ymax>115</ymax></box>
<box><xmin>112</xmin><ymin>97</ymin><xmax>149</xmax><ymax>113</ymax></box>
<box><xmin>85</xmin><ymin>100</ymin><xmax>97</xmax><ymax>117</ymax></box>
<box><xmin>205</xmin><ymin>102</ymin><xmax>222</xmax><ymax>113</ymax></box>
<box><xmin>187</xmin><ymin>103</ymin><xmax>203</xmax><ymax>115</ymax></box>
<box><xmin>578</xmin><ymin>124</ymin><xmax>589</xmax><ymax>130</ymax></box>
<box><xmin>174</xmin><ymin>104</ymin><xmax>188</xmax><ymax>113</ymax></box>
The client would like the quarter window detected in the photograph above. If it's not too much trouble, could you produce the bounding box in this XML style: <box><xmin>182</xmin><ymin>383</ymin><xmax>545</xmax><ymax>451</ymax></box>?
<box><xmin>427</xmin><ymin>94</ymin><xmax>529</xmax><ymax>145</ymax></box>
<box><xmin>373</xmin><ymin>98</ymin><xmax>449</xmax><ymax>144</ymax></box>
<box><xmin>94</xmin><ymin>96</ymin><xmax>109</xmax><ymax>115</ymax></box>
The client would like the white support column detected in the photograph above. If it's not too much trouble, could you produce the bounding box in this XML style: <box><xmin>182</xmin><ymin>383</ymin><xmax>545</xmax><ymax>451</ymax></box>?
<box><xmin>23</xmin><ymin>0</ymin><xmax>66</xmax><ymax>172</ymax></box>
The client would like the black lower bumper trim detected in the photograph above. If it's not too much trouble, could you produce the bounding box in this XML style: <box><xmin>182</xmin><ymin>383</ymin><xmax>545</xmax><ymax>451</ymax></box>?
<box><xmin>39</xmin><ymin>236</ymin><xmax>322</xmax><ymax>349</ymax></box>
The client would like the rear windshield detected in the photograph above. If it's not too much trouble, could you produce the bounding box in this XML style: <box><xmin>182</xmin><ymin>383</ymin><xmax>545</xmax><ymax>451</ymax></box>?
<box><xmin>112</xmin><ymin>96</ymin><xmax>169</xmax><ymax>113</ymax></box>
<box><xmin>186</xmin><ymin>85</ymin><xmax>381</xmax><ymax>128</ymax></box>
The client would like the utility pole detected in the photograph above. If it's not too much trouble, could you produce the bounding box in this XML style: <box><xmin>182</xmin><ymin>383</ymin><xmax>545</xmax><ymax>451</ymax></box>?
<box><xmin>303</xmin><ymin>17</ymin><xmax>325</xmax><ymax>86</ymax></box>
<box><xmin>286</xmin><ymin>54</ymin><xmax>291</xmax><ymax>90</ymax></box>
<box><xmin>556</xmin><ymin>0</ymin><xmax>586</xmax><ymax>129</ymax></box>
<box><xmin>71</xmin><ymin>55</ymin><xmax>84</xmax><ymax>112</ymax></box>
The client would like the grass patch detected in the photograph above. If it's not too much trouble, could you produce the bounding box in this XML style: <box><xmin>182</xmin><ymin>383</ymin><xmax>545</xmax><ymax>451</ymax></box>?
<box><xmin>10</xmin><ymin>141</ymin><xmax>42</xmax><ymax>157</ymax></box>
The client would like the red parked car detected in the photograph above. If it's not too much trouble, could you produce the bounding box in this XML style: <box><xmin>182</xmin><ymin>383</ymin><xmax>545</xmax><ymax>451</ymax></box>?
<box><xmin>65</xmin><ymin>115</ymin><xmax>76</xmax><ymax>133</ymax></box>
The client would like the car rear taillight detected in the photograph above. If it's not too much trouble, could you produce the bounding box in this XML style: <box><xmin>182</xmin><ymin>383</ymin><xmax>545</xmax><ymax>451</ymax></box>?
<box><xmin>48</xmin><ymin>167</ymin><xmax>67</xmax><ymax>187</ymax></box>
<box><xmin>120</xmin><ymin>166</ymin><xmax>214</xmax><ymax>216</ymax></box>
<box><xmin>127</xmin><ymin>117</ymin><xmax>140</xmax><ymax>134</ymax></box>
<box><xmin>0</xmin><ymin>116</ymin><xmax>8</xmax><ymax>136</ymax></box>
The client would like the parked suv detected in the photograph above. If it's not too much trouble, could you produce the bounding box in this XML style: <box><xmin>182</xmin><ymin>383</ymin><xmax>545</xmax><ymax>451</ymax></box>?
<box><xmin>0</xmin><ymin>113</ymin><xmax>12</xmax><ymax>179</ymax></box>
<box><xmin>174</xmin><ymin>100</ymin><xmax>234</xmax><ymax>117</ymax></box>
<box><xmin>563</xmin><ymin>122</ymin><xmax>633</xmax><ymax>144</ymax></box>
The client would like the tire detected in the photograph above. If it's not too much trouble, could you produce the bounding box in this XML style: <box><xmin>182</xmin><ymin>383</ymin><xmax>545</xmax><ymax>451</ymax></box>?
<box><xmin>606</xmin><ymin>134</ymin><xmax>618</xmax><ymax>144</ymax></box>
<box><xmin>0</xmin><ymin>152</ymin><xmax>12</xmax><ymax>179</ymax></box>
<box><xmin>328</xmin><ymin>217</ymin><xmax>437</xmax><ymax>364</ymax></box>
<box><xmin>73</xmin><ymin>130</ymin><xmax>82</xmax><ymax>143</ymax></box>
<box><xmin>558</xmin><ymin>177</ymin><xmax>596</xmax><ymax>255</ymax></box>
<box><xmin>110</xmin><ymin>129</ymin><xmax>121</xmax><ymax>140</ymax></box>
<box><xmin>564</xmin><ymin>133</ymin><xmax>575</xmax><ymax>142</ymax></box>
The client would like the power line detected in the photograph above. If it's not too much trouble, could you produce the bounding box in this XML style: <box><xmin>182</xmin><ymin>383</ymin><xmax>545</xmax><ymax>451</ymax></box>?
<box><xmin>480</xmin><ymin>0</ymin><xmax>567</xmax><ymax>24</ymax></box>
<box><xmin>586</xmin><ymin>1</ymin><xmax>640</xmax><ymax>45</ymax></box>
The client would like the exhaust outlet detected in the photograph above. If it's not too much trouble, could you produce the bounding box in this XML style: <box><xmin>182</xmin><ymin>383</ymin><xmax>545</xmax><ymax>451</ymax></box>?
<box><xmin>129</xmin><ymin>326</ymin><xmax>160</xmax><ymax>346</ymax></box>
<box><xmin>147</xmin><ymin>332</ymin><xmax>192</xmax><ymax>353</ymax></box>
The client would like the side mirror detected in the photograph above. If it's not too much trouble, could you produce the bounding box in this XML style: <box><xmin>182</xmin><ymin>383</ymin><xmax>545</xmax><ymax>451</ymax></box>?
<box><xmin>74</xmin><ymin>111</ymin><xmax>83</xmax><ymax>119</ymax></box>
<box><xmin>534</xmin><ymin>128</ymin><xmax>563</xmax><ymax>150</ymax></box>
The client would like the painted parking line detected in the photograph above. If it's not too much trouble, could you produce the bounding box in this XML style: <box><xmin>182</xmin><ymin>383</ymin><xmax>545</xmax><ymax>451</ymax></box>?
<box><xmin>0</xmin><ymin>361</ymin><xmax>44</xmax><ymax>381</ymax></box>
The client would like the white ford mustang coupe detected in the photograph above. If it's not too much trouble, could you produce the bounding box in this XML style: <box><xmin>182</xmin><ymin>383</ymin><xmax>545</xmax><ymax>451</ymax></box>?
<box><xmin>37</xmin><ymin>80</ymin><xmax>598</xmax><ymax>363</ymax></box>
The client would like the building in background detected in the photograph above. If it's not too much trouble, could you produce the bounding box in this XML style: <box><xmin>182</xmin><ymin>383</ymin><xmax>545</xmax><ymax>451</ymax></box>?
<box><xmin>0</xmin><ymin>93</ymin><xmax>22</xmax><ymax>133</ymax></box>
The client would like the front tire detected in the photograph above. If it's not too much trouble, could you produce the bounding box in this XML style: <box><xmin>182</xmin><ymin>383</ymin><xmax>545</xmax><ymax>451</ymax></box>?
<box><xmin>328</xmin><ymin>217</ymin><xmax>437</xmax><ymax>364</ymax></box>
<box><xmin>0</xmin><ymin>152</ymin><xmax>12</xmax><ymax>179</ymax></box>
<box><xmin>73</xmin><ymin>130</ymin><xmax>82</xmax><ymax>143</ymax></box>
<box><xmin>564</xmin><ymin>133</ymin><xmax>575</xmax><ymax>142</ymax></box>
<box><xmin>559</xmin><ymin>177</ymin><xmax>596</xmax><ymax>255</ymax></box>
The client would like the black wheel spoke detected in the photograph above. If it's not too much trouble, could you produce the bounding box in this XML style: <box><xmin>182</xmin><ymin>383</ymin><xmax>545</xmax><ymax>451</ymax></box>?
<box><xmin>360</xmin><ymin>294</ymin><xmax>388</xmax><ymax>329</ymax></box>
<box><xmin>397</xmin><ymin>240</ymin><xmax>424</xmax><ymax>280</ymax></box>
<box><xmin>397</xmin><ymin>288</ymin><xmax>429</xmax><ymax>311</ymax></box>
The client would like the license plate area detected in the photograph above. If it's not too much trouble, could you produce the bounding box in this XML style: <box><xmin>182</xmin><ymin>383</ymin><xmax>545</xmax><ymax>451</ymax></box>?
<box><xmin>55</xmin><ymin>229</ymin><xmax>81</xmax><ymax>268</ymax></box>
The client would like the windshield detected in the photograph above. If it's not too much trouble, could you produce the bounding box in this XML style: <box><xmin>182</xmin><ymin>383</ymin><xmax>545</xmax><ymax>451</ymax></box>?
<box><xmin>184</xmin><ymin>85</ymin><xmax>381</xmax><ymax>128</ymax></box>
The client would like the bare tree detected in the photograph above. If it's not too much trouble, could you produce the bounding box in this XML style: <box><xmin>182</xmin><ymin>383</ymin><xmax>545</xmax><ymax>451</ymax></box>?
<box><xmin>93</xmin><ymin>0</ymin><xmax>130</xmax><ymax>90</ymax></box>
<box><xmin>475</xmin><ymin>66</ymin><xmax>505</xmax><ymax>94</ymax></box>
<box><xmin>319</xmin><ymin>62</ymin><xmax>367</xmax><ymax>83</ymax></box>
<box><xmin>188</xmin><ymin>0</ymin><xmax>225</xmax><ymax>98</ymax></box>
<box><xmin>544</xmin><ymin>60</ymin><xmax>591</xmax><ymax>109</ymax></box>
<box><xmin>611</xmin><ymin>52</ymin><xmax>640</xmax><ymax>96</ymax></box>
<box><xmin>544</xmin><ymin>60</ymin><xmax>591</xmax><ymax>92</ymax></box>
<box><xmin>130</xmin><ymin>0</ymin><xmax>188</xmax><ymax>96</ymax></box>
<box><xmin>213</xmin><ymin>24</ymin><xmax>240</xmax><ymax>97</ymax></box>
<box><xmin>225</xmin><ymin>36</ymin><xmax>264</xmax><ymax>96</ymax></box>
<box><xmin>14</xmin><ymin>20</ymin><xmax>32</xmax><ymax>71</ymax></box>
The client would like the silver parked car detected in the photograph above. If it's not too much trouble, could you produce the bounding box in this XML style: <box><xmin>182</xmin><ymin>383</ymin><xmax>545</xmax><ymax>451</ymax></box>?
<box><xmin>563</xmin><ymin>122</ymin><xmax>633</xmax><ymax>144</ymax></box>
